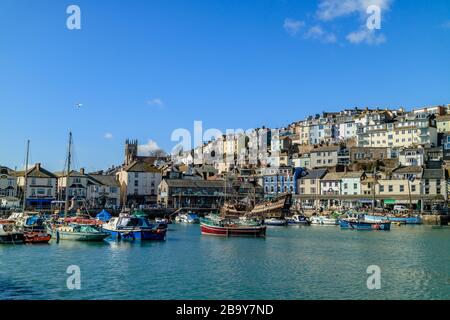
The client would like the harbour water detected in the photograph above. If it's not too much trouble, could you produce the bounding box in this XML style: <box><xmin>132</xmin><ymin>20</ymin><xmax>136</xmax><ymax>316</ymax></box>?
<box><xmin>0</xmin><ymin>224</ymin><xmax>449</xmax><ymax>300</ymax></box>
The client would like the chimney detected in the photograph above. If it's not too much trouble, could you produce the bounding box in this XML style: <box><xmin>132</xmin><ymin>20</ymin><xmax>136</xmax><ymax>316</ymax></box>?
<box><xmin>36</xmin><ymin>163</ymin><xmax>41</xmax><ymax>170</ymax></box>
<box><xmin>80</xmin><ymin>168</ymin><xmax>85</xmax><ymax>175</ymax></box>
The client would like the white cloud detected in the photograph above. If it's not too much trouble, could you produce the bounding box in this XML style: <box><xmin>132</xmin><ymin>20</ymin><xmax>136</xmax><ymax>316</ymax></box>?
<box><xmin>346</xmin><ymin>28</ymin><xmax>386</xmax><ymax>45</ymax></box>
<box><xmin>283</xmin><ymin>18</ymin><xmax>305</xmax><ymax>36</ymax></box>
<box><xmin>138</xmin><ymin>140</ymin><xmax>163</xmax><ymax>156</ymax></box>
<box><xmin>305</xmin><ymin>25</ymin><xmax>337</xmax><ymax>43</ymax></box>
<box><xmin>317</xmin><ymin>0</ymin><xmax>392</xmax><ymax>21</ymax></box>
<box><xmin>146</xmin><ymin>98</ymin><xmax>164</xmax><ymax>108</ymax></box>
<box><xmin>104</xmin><ymin>133</ymin><xmax>113</xmax><ymax>139</ymax></box>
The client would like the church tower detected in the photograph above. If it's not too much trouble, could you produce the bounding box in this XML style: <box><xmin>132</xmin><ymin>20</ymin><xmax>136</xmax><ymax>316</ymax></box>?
<box><xmin>124</xmin><ymin>139</ymin><xmax>138</xmax><ymax>166</ymax></box>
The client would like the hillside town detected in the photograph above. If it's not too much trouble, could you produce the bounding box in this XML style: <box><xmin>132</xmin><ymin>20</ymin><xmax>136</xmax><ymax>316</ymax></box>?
<box><xmin>2</xmin><ymin>103</ymin><xmax>450</xmax><ymax>215</ymax></box>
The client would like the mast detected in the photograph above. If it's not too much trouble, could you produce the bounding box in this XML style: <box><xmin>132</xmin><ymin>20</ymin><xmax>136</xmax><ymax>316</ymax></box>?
<box><xmin>64</xmin><ymin>132</ymin><xmax>72</xmax><ymax>217</ymax></box>
<box><xmin>372</xmin><ymin>165</ymin><xmax>376</xmax><ymax>214</ymax></box>
<box><xmin>22</xmin><ymin>140</ymin><xmax>30</xmax><ymax>212</ymax></box>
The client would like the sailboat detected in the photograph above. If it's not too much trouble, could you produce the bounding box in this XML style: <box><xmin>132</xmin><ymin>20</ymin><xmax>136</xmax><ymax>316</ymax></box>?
<box><xmin>9</xmin><ymin>140</ymin><xmax>51</xmax><ymax>244</ymax></box>
<box><xmin>48</xmin><ymin>132</ymin><xmax>110</xmax><ymax>242</ymax></box>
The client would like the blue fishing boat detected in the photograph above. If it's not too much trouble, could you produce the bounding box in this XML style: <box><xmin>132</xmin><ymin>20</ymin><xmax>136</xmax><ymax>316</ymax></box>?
<box><xmin>364</xmin><ymin>214</ymin><xmax>422</xmax><ymax>225</ymax></box>
<box><xmin>340</xmin><ymin>218</ymin><xmax>391</xmax><ymax>231</ymax></box>
<box><xmin>102</xmin><ymin>215</ymin><xmax>166</xmax><ymax>241</ymax></box>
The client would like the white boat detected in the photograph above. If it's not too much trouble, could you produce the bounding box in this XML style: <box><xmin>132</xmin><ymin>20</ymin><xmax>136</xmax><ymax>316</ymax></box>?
<box><xmin>310</xmin><ymin>216</ymin><xmax>338</xmax><ymax>226</ymax></box>
<box><xmin>286</xmin><ymin>215</ymin><xmax>310</xmax><ymax>225</ymax></box>
<box><xmin>0</xmin><ymin>221</ymin><xmax>25</xmax><ymax>244</ymax></box>
<box><xmin>264</xmin><ymin>218</ymin><xmax>287</xmax><ymax>226</ymax></box>
<box><xmin>175</xmin><ymin>213</ymin><xmax>200</xmax><ymax>224</ymax></box>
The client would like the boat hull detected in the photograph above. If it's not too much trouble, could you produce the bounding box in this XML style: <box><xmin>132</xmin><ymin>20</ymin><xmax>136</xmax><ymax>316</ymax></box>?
<box><xmin>364</xmin><ymin>215</ymin><xmax>422</xmax><ymax>225</ymax></box>
<box><xmin>53</xmin><ymin>230</ymin><xmax>110</xmax><ymax>241</ymax></box>
<box><xmin>103</xmin><ymin>228</ymin><xmax>166</xmax><ymax>241</ymax></box>
<box><xmin>0</xmin><ymin>233</ymin><xmax>25</xmax><ymax>244</ymax></box>
<box><xmin>264</xmin><ymin>219</ymin><xmax>287</xmax><ymax>226</ymax></box>
<box><xmin>340</xmin><ymin>220</ymin><xmax>391</xmax><ymax>231</ymax></box>
<box><xmin>201</xmin><ymin>223</ymin><xmax>266</xmax><ymax>237</ymax></box>
<box><xmin>24</xmin><ymin>232</ymin><xmax>52</xmax><ymax>244</ymax></box>
<box><xmin>310</xmin><ymin>217</ymin><xmax>338</xmax><ymax>226</ymax></box>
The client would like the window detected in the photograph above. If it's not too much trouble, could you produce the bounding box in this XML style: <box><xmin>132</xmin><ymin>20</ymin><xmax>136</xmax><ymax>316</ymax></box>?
<box><xmin>388</xmin><ymin>185</ymin><xmax>393</xmax><ymax>192</ymax></box>
<box><xmin>379</xmin><ymin>185</ymin><xmax>384</xmax><ymax>192</ymax></box>
<box><xmin>300</xmin><ymin>188</ymin><xmax>305</xmax><ymax>194</ymax></box>
<box><xmin>411</xmin><ymin>185</ymin><xmax>416</xmax><ymax>192</ymax></box>
<box><xmin>134</xmin><ymin>180</ymin><xmax>139</xmax><ymax>187</ymax></box>
<box><xmin>343</xmin><ymin>183</ymin><xmax>348</xmax><ymax>189</ymax></box>
<box><xmin>400</xmin><ymin>185</ymin><xmax>404</xmax><ymax>192</ymax></box>
<box><xmin>437</xmin><ymin>188</ymin><xmax>441</xmax><ymax>194</ymax></box>
<box><xmin>310</xmin><ymin>188</ymin><xmax>316</xmax><ymax>194</ymax></box>
<box><xmin>354</xmin><ymin>183</ymin><xmax>357</xmax><ymax>189</ymax></box>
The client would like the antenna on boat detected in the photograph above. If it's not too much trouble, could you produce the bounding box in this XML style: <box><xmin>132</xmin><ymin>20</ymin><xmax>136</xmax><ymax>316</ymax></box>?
<box><xmin>22</xmin><ymin>140</ymin><xmax>30</xmax><ymax>212</ymax></box>
<box><xmin>64</xmin><ymin>132</ymin><xmax>73</xmax><ymax>218</ymax></box>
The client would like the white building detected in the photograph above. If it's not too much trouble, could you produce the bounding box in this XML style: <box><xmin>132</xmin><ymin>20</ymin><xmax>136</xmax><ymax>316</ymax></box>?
<box><xmin>0</xmin><ymin>166</ymin><xmax>17</xmax><ymax>198</ymax></box>
<box><xmin>116</xmin><ymin>160</ymin><xmax>162</xmax><ymax>207</ymax></box>
<box><xmin>16</xmin><ymin>163</ymin><xmax>57</xmax><ymax>209</ymax></box>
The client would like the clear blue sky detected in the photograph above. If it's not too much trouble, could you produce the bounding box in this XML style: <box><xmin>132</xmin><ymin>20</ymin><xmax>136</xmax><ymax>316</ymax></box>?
<box><xmin>1</xmin><ymin>0</ymin><xmax>449</xmax><ymax>172</ymax></box>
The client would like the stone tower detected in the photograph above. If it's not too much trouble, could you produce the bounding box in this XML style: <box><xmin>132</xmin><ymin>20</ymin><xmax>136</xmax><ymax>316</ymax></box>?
<box><xmin>125</xmin><ymin>139</ymin><xmax>138</xmax><ymax>166</ymax></box>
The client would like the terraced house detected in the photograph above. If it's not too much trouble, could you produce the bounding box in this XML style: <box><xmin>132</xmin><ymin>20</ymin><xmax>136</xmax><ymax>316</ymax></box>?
<box><xmin>16</xmin><ymin>163</ymin><xmax>57</xmax><ymax>209</ymax></box>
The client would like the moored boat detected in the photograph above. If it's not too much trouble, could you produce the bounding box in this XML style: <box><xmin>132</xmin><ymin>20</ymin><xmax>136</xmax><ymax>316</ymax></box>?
<box><xmin>102</xmin><ymin>215</ymin><xmax>166</xmax><ymax>241</ymax></box>
<box><xmin>200</xmin><ymin>217</ymin><xmax>266</xmax><ymax>237</ymax></box>
<box><xmin>364</xmin><ymin>214</ymin><xmax>422</xmax><ymax>225</ymax></box>
<box><xmin>175</xmin><ymin>212</ymin><xmax>200</xmax><ymax>224</ymax></box>
<box><xmin>49</xmin><ymin>224</ymin><xmax>110</xmax><ymax>241</ymax></box>
<box><xmin>0</xmin><ymin>222</ymin><xmax>25</xmax><ymax>244</ymax></box>
<box><xmin>286</xmin><ymin>215</ymin><xmax>310</xmax><ymax>225</ymax></box>
<box><xmin>340</xmin><ymin>218</ymin><xmax>391</xmax><ymax>231</ymax></box>
<box><xmin>310</xmin><ymin>216</ymin><xmax>339</xmax><ymax>226</ymax></box>
<box><xmin>264</xmin><ymin>218</ymin><xmax>287</xmax><ymax>226</ymax></box>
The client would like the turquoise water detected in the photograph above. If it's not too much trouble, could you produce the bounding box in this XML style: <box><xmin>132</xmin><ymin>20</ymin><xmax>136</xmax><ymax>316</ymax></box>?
<box><xmin>0</xmin><ymin>224</ymin><xmax>449</xmax><ymax>300</ymax></box>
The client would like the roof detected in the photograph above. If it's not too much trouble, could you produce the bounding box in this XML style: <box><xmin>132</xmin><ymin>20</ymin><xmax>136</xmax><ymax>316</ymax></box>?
<box><xmin>54</xmin><ymin>170</ymin><xmax>87</xmax><ymax>178</ymax></box>
<box><xmin>436</xmin><ymin>114</ymin><xmax>450</xmax><ymax>122</ymax></box>
<box><xmin>162</xmin><ymin>179</ymin><xmax>225</xmax><ymax>189</ymax></box>
<box><xmin>392</xmin><ymin>166</ymin><xmax>423</xmax><ymax>174</ymax></box>
<box><xmin>422</xmin><ymin>169</ymin><xmax>444</xmax><ymax>180</ymax></box>
<box><xmin>88</xmin><ymin>174</ymin><xmax>119</xmax><ymax>186</ymax></box>
<box><xmin>0</xmin><ymin>166</ymin><xmax>15</xmax><ymax>175</ymax></box>
<box><xmin>15</xmin><ymin>164</ymin><xmax>57</xmax><ymax>179</ymax></box>
<box><xmin>342</xmin><ymin>171</ymin><xmax>365</xmax><ymax>179</ymax></box>
<box><xmin>299</xmin><ymin>169</ymin><xmax>328</xmax><ymax>180</ymax></box>
<box><xmin>322</xmin><ymin>172</ymin><xmax>346</xmax><ymax>181</ymax></box>
<box><xmin>123</xmin><ymin>160</ymin><xmax>161</xmax><ymax>173</ymax></box>
<box><xmin>310</xmin><ymin>146</ymin><xmax>340</xmax><ymax>153</ymax></box>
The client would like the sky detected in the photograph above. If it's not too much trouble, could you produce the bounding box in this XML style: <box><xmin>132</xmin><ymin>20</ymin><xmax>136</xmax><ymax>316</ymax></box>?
<box><xmin>0</xmin><ymin>0</ymin><xmax>449</xmax><ymax>172</ymax></box>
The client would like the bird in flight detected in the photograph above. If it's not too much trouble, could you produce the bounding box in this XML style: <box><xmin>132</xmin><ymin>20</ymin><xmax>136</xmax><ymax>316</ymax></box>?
<box><xmin>75</xmin><ymin>103</ymin><xmax>83</xmax><ymax>108</ymax></box>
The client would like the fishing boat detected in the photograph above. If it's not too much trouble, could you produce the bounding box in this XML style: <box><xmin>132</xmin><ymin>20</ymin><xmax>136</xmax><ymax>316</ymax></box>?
<box><xmin>340</xmin><ymin>218</ymin><xmax>391</xmax><ymax>231</ymax></box>
<box><xmin>102</xmin><ymin>215</ymin><xmax>166</xmax><ymax>241</ymax></box>
<box><xmin>200</xmin><ymin>217</ymin><xmax>266</xmax><ymax>237</ymax></box>
<box><xmin>0</xmin><ymin>221</ymin><xmax>25</xmax><ymax>244</ymax></box>
<box><xmin>20</xmin><ymin>214</ymin><xmax>51</xmax><ymax>244</ymax></box>
<box><xmin>175</xmin><ymin>212</ymin><xmax>200</xmax><ymax>224</ymax></box>
<box><xmin>49</xmin><ymin>224</ymin><xmax>110</xmax><ymax>241</ymax></box>
<box><xmin>264</xmin><ymin>217</ymin><xmax>287</xmax><ymax>226</ymax></box>
<box><xmin>286</xmin><ymin>215</ymin><xmax>310</xmax><ymax>225</ymax></box>
<box><xmin>310</xmin><ymin>216</ymin><xmax>339</xmax><ymax>226</ymax></box>
<box><xmin>364</xmin><ymin>214</ymin><xmax>422</xmax><ymax>225</ymax></box>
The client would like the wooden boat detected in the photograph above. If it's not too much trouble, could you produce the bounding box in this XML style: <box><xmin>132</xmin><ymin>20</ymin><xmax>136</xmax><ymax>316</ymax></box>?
<box><xmin>248</xmin><ymin>193</ymin><xmax>292</xmax><ymax>219</ymax></box>
<box><xmin>49</xmin><ymin>224</ymin><xmax>110</xmax><ymax>241</ymax></box>
<box><xmin>340</xmin><ymin>218</ymin><xmax>391</xmax><ymax>231</ymax></box>
<box><xmin>63</xmin><ymin>213</ymin><xmax>103</xmax><ymax>226</ymax></box>
<box><xmin>310</xmin><ymin>216</ymin><xmax>339</xmax><ymax>226</ymax></box>
<box><xmin>24</xmin><ymin>232</ymin><xmax>52</xmax><ymax>244</ymax></box>
<box><xmin>200</xmin><ymin>217</ymin><xmax>266</xmax><ymax>237</ymax></box>
<box><xmin>102</xmin><ymin>215</ymin><xmax>166</xmax><ymax>241</ymax></box>
<box><xmin>0</xmin><ymin>222</ymin><xmax>25</xmax><ymax>244</ymax></box>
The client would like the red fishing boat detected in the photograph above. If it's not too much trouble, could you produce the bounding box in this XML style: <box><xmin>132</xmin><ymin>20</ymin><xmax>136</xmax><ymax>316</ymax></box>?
<box><xmin>200</xmin><ymin>217</ymin><xmax>266</xmax><ymax>237</ymax></box>
<box><xmin>24</xmin><ymin>231</ymin><xmax>52</xmax><ymax>244</ymax></box>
